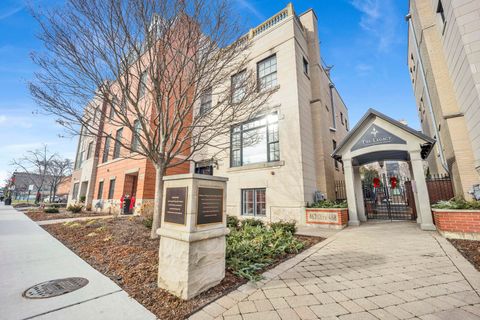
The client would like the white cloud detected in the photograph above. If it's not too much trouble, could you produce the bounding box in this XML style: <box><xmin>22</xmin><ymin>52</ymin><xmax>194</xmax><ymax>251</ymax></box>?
<box><xmin>355</xmin><ymin>63</ymin><xmax>373</xmax><ymax>76</ymax></box>
<box><xmin>0</xmin><ymin>115</ymin><xmax>7</xmax><ymax>124</ymax></box>
<box><xmin>235</xmin><ymin>0</ymin><xmax>266</xmax><ymax>21</ymax></box>
<box><xmin>350</xmin><ymin>0</ymin><xmax>399</xmax><ymax>52</ymax></box>
<box><xmin>0</xmin><ymin>5</ymin><xmax>24</xmax><ymax>21</ymax></box>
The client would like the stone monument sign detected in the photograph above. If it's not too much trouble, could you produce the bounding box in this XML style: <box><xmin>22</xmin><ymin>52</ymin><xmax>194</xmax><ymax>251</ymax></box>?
<box><xmin>157</xmin><ymin>173</ymin><xmax>229</xmax><ymax>300</ymax></box>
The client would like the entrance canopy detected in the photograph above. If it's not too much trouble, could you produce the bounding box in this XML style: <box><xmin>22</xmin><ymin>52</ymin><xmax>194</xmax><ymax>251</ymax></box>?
<box><xmin>331</xmin><ymin>108</ymin><xmax>437</xmax><ymax>231</ymax></box>
<box><xmin>332</xmin><ymin>109</ymin><xmax>435</xmax><ymax>165</ymax></box>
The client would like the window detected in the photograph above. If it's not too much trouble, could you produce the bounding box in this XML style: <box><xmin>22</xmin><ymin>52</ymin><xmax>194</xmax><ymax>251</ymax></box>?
<box><xmin>231</xmin><ymin>113</ymin><xmax>279</xmax><ymax>167</ymax></box>
<box><xmin>333</xmin><ymin>140</ymin><xmax>339</xmax><ymax>170</ymax></box>
<box><xmin>257</xmin><ymin>54</ymin><xmax>277</xmax><ymax>90</ymax></box>
<box><xmin>120</xmin><ymin>98</ymin><xmax>127</xmax><ymax>115</ymax></box>
<box><xmin>113</xmin><ymin>128</ymin><xmax>123</xmax><ymax>159</ymax></box>
<box><xmin>72</xmin><ymin>182</ymin><xmax>79</xmax><ymax>200</ymax></box>
<box><xmin>102</xmin><ymin>136</ymin><xmax>111</xmax><ymax>163</ymax></box>
<box><xmin>138</xmin><ymin>71</ymin><xmax>148</xmax><ymax>99</ymax></box>
<box><xmin>195</xmin><ymin>164</ymin><xmax>213</xmax><ymax>175</ymax></box>
<box><xmin>199</xmin><ymin>87</ymin><xmax>212</xmax><ymax>115</ymax></box>
<box><xmin>109</xmin><ymin>98</ymin><xmax>117</xmax><ymax>120</ymax></box>
<box><xmin>86</xmin><ymin>141</ymin><xmax>94</xmax><ymax>159</ymax></box>
<box><xmin>340</xmin><ymin>112</ymin><xmax>344</xmax><ymax>125</ymax></box>
<box><xmin>78</xmin><ymin>150</ymin><xmax>84</xmax><ymax>168</ymax></box>
<box><xmin>303</xmin><ymin>57</ymin><xmax>309</xmax><ymax>76</ymax></box>
<box><xmin>242</xmin><ymin>188</ymin><xmax>266</xmax><ymax>216</ymax></box>
<box><xmin>97</xmin><ymin>181</ymin><xmax>104</xmax><ymax>199</ymax></box>
<box><xmin>231</xmin><ymin>70</ymin><xmax>246</xmax><ymax>103</ymax></box>
<box><xmin>131</xmin><ymin>120</ymin><xmax>141</xmax><ymax>151</ymax></box>
<box><xmin>108</xmin><ymin>179</ymin><xmax>116</xmax><ymax>199</ymax></box>
<box><xmin>345</xmin><ymin>119</ymin><xmax>349</xmax><ymax>131</ymax></box>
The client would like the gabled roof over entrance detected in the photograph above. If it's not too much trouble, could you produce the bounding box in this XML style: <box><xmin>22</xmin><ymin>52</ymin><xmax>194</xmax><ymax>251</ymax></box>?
<box><xmin>332</xmin><ymin>108</ymin><xmax>435</xmax><ymax>163</ymax></box>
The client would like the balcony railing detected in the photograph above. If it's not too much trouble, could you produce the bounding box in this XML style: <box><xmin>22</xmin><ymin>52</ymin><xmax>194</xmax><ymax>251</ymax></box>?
<box><xmin>247</xmin><ymin>3</ymin><xmax>303</xmax><ymax>39</ymax></box>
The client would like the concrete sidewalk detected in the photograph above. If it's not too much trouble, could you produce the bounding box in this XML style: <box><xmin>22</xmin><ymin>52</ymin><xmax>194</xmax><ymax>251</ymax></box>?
<box><xmin>0</xmin><ymin>204</ymin><xmax>156</xmax><ymax>320</ymax></box>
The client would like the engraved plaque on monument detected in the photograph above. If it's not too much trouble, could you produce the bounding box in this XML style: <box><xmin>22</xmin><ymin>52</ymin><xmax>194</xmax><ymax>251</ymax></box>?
<box><xmin>164</xmin><ymin>187</ymin><xmax>187</xmax><ymax>224</ymax></box>
<box><xmin>197</xmin><ymin>187</ymin><xmax>223</xmax><ymax>225</ymax></box>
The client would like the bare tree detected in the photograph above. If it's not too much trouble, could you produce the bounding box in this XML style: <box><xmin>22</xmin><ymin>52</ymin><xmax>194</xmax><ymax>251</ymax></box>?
<box><xmin>10</xmin><ymin>145</ymin><xmax>57</xmax><ymax>203</ymax></box>
<box><xmin>30</xmin><ymin>0</ymin><xmax>274</xmax><ymax>238</ymax></box>
<box><xmin>47</xmin><ymin>158</ymin><xmax>73</xmax><ymax>202</ymax></box>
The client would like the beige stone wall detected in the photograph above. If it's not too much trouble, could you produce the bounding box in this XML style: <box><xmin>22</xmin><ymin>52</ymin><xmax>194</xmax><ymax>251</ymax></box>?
<box><xmin>408</xmin><ymin>0</ymin><xmax>480</xmax><ymax>197</ymax></box>
<box><xmin>200</xmin><ymin>7</ymin><xmax>349</xmax><ymax>224</ymax></box>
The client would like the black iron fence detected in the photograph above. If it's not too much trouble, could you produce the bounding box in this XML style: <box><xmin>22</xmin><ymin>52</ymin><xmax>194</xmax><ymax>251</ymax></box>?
<box><xmin>426</xmin><ymin>174</ymin><xmax>454</xmax><ymax>204</ymax></box>
<box><xmin>334</xmin><ymin>180</ymin><xmax>347</xmax><ymax>201</ymax></box>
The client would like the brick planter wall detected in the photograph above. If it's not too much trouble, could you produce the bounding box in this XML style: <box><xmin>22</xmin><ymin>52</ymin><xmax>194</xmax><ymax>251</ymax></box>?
<box><xmin>432</xmin><ymin>208</ymin><xmax>480</xmax><ymax>240</ymax></box>
<box><xmin>305</xmin><ymin>208</ymin><xmax>348</xmax><ymax>229</ymax></box>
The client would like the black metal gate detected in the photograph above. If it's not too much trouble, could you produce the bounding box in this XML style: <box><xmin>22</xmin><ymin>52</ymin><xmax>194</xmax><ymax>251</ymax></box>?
<box><xmin>362</xmin><ymin>174</ymin><xmax>416</xmax><ymax>221</ymax></box>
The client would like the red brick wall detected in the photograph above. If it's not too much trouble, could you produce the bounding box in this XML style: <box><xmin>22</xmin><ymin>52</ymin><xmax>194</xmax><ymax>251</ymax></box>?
<box><xmin>306</xmin><ymin>208</ymin><xmax>349</xmax><ymax>226</ymax></box>
<box><xmin>433</xmin><ymin>210</ymin><xmax>480</xmax><ymax>233</ymax></box>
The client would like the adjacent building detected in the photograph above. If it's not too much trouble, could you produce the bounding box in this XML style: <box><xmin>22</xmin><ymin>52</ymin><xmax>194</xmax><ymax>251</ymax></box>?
<box><xmin>69</xmin><ymin>4</ymin><xmax>349</xmax><ymax>223</ymax></box>
<box><xmin>407</xmin><ymin>0</ymin><xmax>480</xmax><ymax>198</ymax></box>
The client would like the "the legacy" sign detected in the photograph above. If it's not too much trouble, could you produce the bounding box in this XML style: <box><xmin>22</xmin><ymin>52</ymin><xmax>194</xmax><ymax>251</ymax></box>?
<box><xmin>351</xmin><ymin>124</ymin><xmax>406</xmax><ymax>151</ymax></box>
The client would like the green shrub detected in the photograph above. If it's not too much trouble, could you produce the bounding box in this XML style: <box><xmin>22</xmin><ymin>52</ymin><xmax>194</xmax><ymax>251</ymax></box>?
<box><xmin>241</xmin><ymin>218</ymin><xmax>264</xmax><ymax>228</ymax></box>
<box><xmin>44</xmin><ymin>207</ymin><xmax>59</xmax><ymax>214</ymax></box>
<box><xmin>143</xmin><ymin>217</ymin><xmax>153</xmax><ymax>229</ymax></box>
<box><xmin>227</xmin><ymin>215</ymin><xmax>240</xmax><ymax>229</ymax></box>
<box><xmin>270</xmin><ymin>220</ymin><xmax>297</xmax><ymax>234</ymax></box>
<box><xmin>432</xmin><ymin>198</ymin><xmax>480</xmax><ymax>210</ymax></box>
<box><xmin>66</xmin><ymin>204</ymin><xmax>83</xmax><ymax>213</ymax></box>
<box><xmin>226</xmin><ymin>224</ymin><xmax>304</xmax><ymax>281</ymax></box>
<box><xmin>79</xmin><ymin>195</ymin><xmax>86</xmax><ymax>203</ymax></box>
<box><xmin>308</xmin><ymin>200</ymin><xmax>348</xmax><ymax>208</ymax></box>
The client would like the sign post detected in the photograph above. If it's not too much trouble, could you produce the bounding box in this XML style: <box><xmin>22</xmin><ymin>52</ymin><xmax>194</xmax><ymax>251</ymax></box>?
<box><xmin>157</xmin><ymin>173</ymin><xmax>228</xmax><ymax>300</ymax></box>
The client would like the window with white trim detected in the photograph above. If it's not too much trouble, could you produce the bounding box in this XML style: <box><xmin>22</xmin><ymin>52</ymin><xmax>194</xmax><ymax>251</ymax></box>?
<box><xmin>241</xmin><ymin>188</ymin><xmax>266</xmax><ymax>216</ymax></box>
<box><xmin>231</xmin><ymin>70</ymin><xmax>246</xmax><ymax>103</ymax></box>
<box><xmin>257</xmin><ymin>54</ymin><xmax>277</xmax><ymax>90</ymax></box>
<box><xmin>199</xmin><ymin>87</ymin><xmax>212</xmax><ymax>115</ymax></box>
<box><xmin>231</xmin><ymin>113</ymin><xmax>279</xmax><ymax>167</ymax></box>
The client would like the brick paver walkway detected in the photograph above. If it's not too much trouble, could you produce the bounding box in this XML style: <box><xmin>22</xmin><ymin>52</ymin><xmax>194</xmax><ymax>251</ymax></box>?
<box><xmin>190</xmin><ymin>222</ymin><xmax>480</xmax><ymax>320</ymax></box>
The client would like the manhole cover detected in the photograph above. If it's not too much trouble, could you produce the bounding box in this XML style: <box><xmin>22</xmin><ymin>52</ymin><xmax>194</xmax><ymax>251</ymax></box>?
<box><xmin>23</xmin><ymin>277</ymin><xmax>89</xmax><ymax>299</ymax></box>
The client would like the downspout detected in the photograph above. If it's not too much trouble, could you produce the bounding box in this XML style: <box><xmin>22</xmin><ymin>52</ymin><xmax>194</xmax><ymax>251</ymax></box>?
<box><xmin>405</xmin><ymin>13</ymin><xmax>449</xmax><ymax>173</ymax></box>
<box><xmin>329</xmin><ymin>83</ymin><xmax>336</xmax><ymax>130</ymax></box>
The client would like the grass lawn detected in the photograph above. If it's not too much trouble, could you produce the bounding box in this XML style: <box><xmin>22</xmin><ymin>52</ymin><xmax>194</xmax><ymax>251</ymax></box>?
<box><xmin>43</xmin><ymin>217</ymin><xmax>323</xmax><ymax>319</ymax></box>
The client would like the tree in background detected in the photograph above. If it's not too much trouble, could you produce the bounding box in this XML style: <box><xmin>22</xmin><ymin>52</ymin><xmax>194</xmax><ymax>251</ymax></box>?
<box><xmin>10</xmin><ymin>145</ymin><xmax>72</xmax><ymax>203</ymax></box>
<box><xmin>11</xmin><ymin>145</ymin><xmax>56</xmax><ymax>203</ymax></box>
<box><xmin>47</xmin><ymin>158</ymin><xmax>73</xmax><ymax>202</ymax></box>
<box><xmin>30</xmin><ymin>0</ymin><xmax>274</xmax><ymax>238</ymax></box>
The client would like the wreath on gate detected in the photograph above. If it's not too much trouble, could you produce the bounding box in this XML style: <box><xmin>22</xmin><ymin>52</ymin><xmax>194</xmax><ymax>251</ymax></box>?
<box><xmin>373</xmin><ymin>177</ymin><xmax>381</xmax><ymax>188</ymax></box>
<box><xmin>390</xmin><ymin>176</ymin><xmax>398</xmax><ymax>189</ymax></box>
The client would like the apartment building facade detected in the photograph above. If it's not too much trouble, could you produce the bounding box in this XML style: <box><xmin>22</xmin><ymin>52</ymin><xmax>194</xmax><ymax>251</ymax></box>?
<box><xmin>69</xmin><ymin>4</ymin><xmax>349</xmax><ymax>223</ymax></box>
<box><xmin>407</xmin><ymin>0</ymin><xmax>480</xmax><ymax>198</ymax></box>
<box><xmin>194</xmin><ymin>5</ymin><xmax>349</xmax><ymax>223</ymax></box>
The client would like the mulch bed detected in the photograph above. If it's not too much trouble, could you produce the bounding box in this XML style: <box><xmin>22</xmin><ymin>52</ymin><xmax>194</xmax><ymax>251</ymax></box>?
<box><xmin>449</xmin><ymin>238</ymin><xmax>480</xmax><ymax>271</ymax></box>
<box><xmin>25</xmin><ymin>209</ymin><xmax>110</xmax><ymax>221</ymax></box>
<box><xmin>43</xmin><ymin>217</ymin><xmax>323</xmax><ymax>319</ymax></box>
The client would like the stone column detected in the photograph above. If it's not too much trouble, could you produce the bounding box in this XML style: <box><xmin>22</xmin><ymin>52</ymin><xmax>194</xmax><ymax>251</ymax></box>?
<box><xmin>408</xmin><ymin>161</ymin><xmax>422</xmax><ymax>225</ymax></box>
<box><xmin>157</xmin><ymin>173</ymin><xmax>229</xmax><ymax>300</ymax></box>
<box><xmin>343</xmin><ymin>159</ymin><xmax>360</xmax><ymax>226</ymax></box>
<box><xmin>410</xmin><ymin>151</ymin><xmax>436</xmax><ymax>231</ymax></box>
<box><xmin>353</xmin><ymin>166</ymin><xmax>366</xmax><ymax>222</ymax></box>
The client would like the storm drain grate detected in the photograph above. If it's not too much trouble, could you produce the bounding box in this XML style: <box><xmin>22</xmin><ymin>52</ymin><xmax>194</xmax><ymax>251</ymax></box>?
<box><xmin>23</xmin><ymin>277</ymin><xmax>89</xmax><ymax>299</ymax></box>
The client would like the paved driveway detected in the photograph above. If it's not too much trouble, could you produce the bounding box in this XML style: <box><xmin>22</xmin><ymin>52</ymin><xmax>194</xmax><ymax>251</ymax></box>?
<box><xmin>191</xmin><ymin>222</ymin><xmax>480</xmax><ymax>320</ymax></box>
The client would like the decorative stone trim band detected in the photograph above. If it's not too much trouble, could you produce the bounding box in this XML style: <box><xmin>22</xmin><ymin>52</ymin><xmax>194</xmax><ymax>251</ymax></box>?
<box><xmin>432</xmin><ymin>208</ymin><xmax>480</xmax><ymax>240</ymax></box>
<box><xmin>305</xmin><ymin>208</ymin><xmax>349</xmax><ymax>229</ymax></box>
<box><xmin>156</xmin><ymin>227</ymin><xmax>230</xmax><ymax>243</ymax></box>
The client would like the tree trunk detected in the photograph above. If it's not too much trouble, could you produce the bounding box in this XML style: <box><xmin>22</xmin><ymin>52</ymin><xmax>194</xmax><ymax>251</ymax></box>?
<box><xmin>150</xmin><ymin>163</ymin><xmax>165</xmax><ymax>239</ymax></box>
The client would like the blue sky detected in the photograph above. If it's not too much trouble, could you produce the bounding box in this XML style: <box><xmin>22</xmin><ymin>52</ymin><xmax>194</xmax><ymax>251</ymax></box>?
<box><xmin>0</xmin><ymin>0</ymin><xmax>416</xmax><ymax>183</ymax></box>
